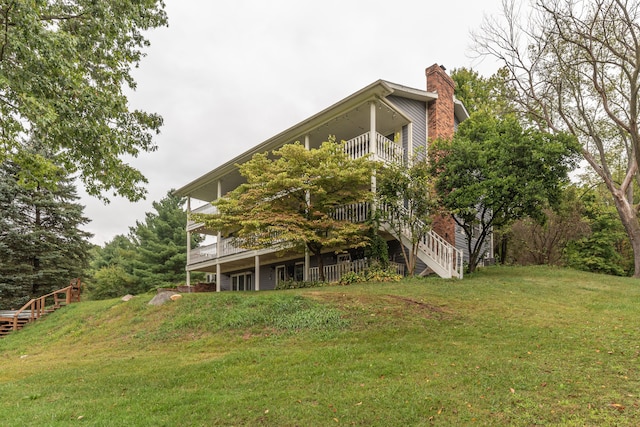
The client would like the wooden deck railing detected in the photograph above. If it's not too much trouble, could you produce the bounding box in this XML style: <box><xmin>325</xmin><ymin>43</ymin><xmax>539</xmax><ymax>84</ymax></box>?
<box><xmin>0</xmin><ymin>279</ymin><xmax>82</xmax><ymax>336</ymax></box>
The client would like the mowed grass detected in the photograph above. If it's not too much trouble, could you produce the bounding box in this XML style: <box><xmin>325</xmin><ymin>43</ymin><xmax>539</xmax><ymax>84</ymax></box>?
<box><xmin>1</xmin><ymin>266</ymin><xmax>640</xmax><ymax>426</ymax></box>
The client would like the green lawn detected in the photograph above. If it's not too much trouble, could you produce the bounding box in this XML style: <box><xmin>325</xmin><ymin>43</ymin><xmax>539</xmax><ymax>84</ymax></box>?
<box><xmin>1</xmin><ymin>266</ymin><xmax>639</xmax><ymax>426</ymax></box>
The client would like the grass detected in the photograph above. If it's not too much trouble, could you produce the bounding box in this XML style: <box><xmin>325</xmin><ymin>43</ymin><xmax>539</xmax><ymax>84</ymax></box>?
<box><xmin>1</xmin><ymin>265</ymin><xmax>640</xmax><ymax>426</ymax></box>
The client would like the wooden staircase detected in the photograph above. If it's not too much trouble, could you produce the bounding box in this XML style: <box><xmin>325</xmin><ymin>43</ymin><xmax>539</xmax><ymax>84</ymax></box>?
<box><xmin>0</xmin><ymin>278</ymin><xmax>82</xmax><ymax>338</ymax></box>
<box><xmin>380</xmin><ymin>204</ymin><xmax>464</xmax><ymax>279</ymax></box>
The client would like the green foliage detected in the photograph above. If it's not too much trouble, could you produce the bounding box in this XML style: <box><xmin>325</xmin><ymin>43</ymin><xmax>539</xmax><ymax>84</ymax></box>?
<box><xmin>87</xmin><ymin>191</ymin><xmax>203</xmax><ymax>298</ymax></box>
<box><xmin>88</xmin><ymin>265</ymin><xmax>136</xmax><ymax>300</ymax></box>
<box><xmin>0</xmin><ymin>148</ymin><xmax>92</xmax><ymax>308</ymax></box>
<box><xmin>337</xmin><ymin>267</ymin><xmax>402</xmax><ymax>286</ymax></box>
<box><xmin>430</xmin><ymin>112</ymin><xmax>580</xmax><ymax>273</ymax></box>
<box><xmin>274</xmin><ymin>280</ymin><xmax>325</xmax><ymax>290</ymax></box>
<box><xmin>197</xmin><ymin>140</ymin><xmax>376</xmax><ymax>281</ymax></box>
<box><xmin>0</xmin><ymin>1</ymin><xmax>167</xmax><ymax>201</ymax></box>
<box><xmin>451</xmin><ymin>67</ymin><xmax>513</xmax><ymax>115</ymax></box>
<box><xmin>564</xmin><ymin>191</ymin><xmax>631</xmax><ymax>276</ymax></box>
<box><xmin>507</xmin><ymin>185</ymin><xmax>590</xmax><ymax>266</ymax></box>
<box><xmin>363</xmin><ymin>231</ymin><xmax>390</xmax><ymax>269</ymax></box>
<box><xmin>129</xmin><ymin>191</ymin><xmax>203</xmax><ymax>290</ymax></box>
<box><xmin>377</xmin><ymin>154</ymin><xmax>436</xmax><ymax>275</ymax></box>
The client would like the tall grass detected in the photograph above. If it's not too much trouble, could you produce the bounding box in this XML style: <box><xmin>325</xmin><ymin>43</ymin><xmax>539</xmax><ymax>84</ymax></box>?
<box><xmin>1</xmin><ymin>266</ymin><xmax>639</xmax><ymax>426</ymax></box>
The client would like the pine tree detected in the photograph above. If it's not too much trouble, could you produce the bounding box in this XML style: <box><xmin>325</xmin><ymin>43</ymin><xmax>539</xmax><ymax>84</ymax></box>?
<box><xmin>129</xmin><ymin>191</ymin><xmax>203</xmax><ymax>291</ymax></box>
<box><xmin>0</xmin><ymin>153</ymin><xmax>92</xmax><ymax>309</ymax></box>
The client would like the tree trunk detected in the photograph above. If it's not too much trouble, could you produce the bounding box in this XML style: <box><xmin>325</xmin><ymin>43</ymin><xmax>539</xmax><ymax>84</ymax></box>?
<box><xmin>611</xmin><ymin>188</ymin><xmax>640</xmax><ymax>277</ymax></box>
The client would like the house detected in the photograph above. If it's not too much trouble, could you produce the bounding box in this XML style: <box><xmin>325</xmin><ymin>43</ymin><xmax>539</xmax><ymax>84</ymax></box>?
<box><xmin>175</xmin><ymin>64</ymin><xmax>481</xmax><ymax>291</ymax></box>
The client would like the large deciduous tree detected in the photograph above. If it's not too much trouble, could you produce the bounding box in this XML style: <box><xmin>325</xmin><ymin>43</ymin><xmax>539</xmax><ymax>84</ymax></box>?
<box><xmin>196</xmin><ymin>141</ymin><xmax>376</xmax><ymax>282</ymax></box>
<box><xmin>0</xmin><ymin>149</ymin><xmax>92</xmax><ymax>309</ymax></box>
<box><xmin>0</xmin><ymin>1</ymin><xmax>167</xmax><ymax>201</ymax></box>
<box><xmin>429</xmin><ymin>112</ymin><xmax>579</xmax><ymax>273</ymax></box>
<box><xmin>475</xmin><ymin>0</ymin><xmax>640</xmax><ymax>276</ymax></box>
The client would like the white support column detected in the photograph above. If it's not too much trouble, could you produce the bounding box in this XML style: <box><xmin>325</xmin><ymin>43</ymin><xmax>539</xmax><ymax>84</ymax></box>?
<box><xmin>370</xmin><ymin>101</ymin><xmax>377</xmax><ymax>194</ymax></box>
<box><xmin>216</xmin><ymin>180</ymin><xmax>222</xmax><ymax>259</ymax></box>
<box><xmin>216</xmin><ymin>263</ymin><xmax>221</xmax><ymax>293</ymax></box>
<box><xmin>370</xmin><ymin>101</ymin><xmax>377</xmax><ymax>158</ymax></box>
<box><xmin>254</xmin><ymin>255</ymin><xmax>260</xmax><ymax>291</ymax></box>
<box><xmin>304</xmin><ymin>134</ymin><xmax>310</xmax><ymax>150</ymax></box>
<box><xmin>186</xmin><ymin>196</ymin><xmax>191</xmax><ymax>287</ymax></box>
<box><xmin>304</xmin><ymin>247</ymin><xmax>310</xmax><ymax>282</ymax></box>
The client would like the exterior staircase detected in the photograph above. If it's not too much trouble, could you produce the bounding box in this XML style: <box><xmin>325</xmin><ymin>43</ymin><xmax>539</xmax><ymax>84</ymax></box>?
<box><xmin>0</xmin><ymin>279</ymin><xmax>82</xmax><ymax>338</ymax></box>
<box><xmin>380</xmin><ymin>205</ymin><xmax>463</xmax><ymax>279</ymax></box>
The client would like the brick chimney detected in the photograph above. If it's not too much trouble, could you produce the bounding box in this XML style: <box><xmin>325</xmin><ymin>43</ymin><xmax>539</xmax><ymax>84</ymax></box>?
<box><xmin>426</xmin><ymin>64</ymin><xmax>457</xmax><ymax>247</ymax></box>
<box><xmin>426</xmin><ymin>64</ymin><xmax>456</xmax><ymax>141</ymax></box>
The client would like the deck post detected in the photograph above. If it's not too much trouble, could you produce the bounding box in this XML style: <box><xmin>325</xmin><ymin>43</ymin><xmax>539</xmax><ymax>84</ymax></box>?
<box><xmin>370</xmin><ymin>101</ymin><xmax>377</xmax><ymax>194</ymax></box>
<box><xmin>254</xmin><ymin>255</ymin><xmax>260</xmax><ymax>291</ymax></box>
<box><xmin>216</xmin><ymin>263</ymin><xmax>221</xmax><ymax>292</ymax></box>
<box><xmin>216</xmin><ymin>180</ymin><xmax>222</xmax><ymax>261</ymax></box>
<box><xmin>186</xmin><ymin>197</ymin><xmax>192</xmax><ymax>288</ymax></box>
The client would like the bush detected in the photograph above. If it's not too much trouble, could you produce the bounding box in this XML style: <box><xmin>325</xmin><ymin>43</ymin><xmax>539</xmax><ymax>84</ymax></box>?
<box><xmin>275</xmin><ymin>280</ymin><xmax>325</xmax><ymax>290</ymax></box>
<box><xmin>337</xmin><ymin>267</ymin><xmax>402</xmax><ymax>286</ymax></box>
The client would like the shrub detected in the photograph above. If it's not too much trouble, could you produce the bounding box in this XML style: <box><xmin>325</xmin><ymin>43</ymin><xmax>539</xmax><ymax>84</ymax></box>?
<box><xmin>275</xmin><ymin>279</ymin><xmax>325</xmax><ymax>290</ymax></box>
<box><xmin>337</xmin><ymin>267</ymin><xmax>402</xmax><ymax>286</ymax></box>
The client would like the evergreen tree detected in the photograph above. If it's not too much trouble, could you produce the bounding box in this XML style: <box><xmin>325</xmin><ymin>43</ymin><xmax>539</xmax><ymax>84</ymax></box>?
<box><xmin>87</xmin><ymin>191</ymin><xmax>202</xmax><ymax>298</ymax></box>
<box><xmin>86</xmin><ymin>235</ymin><xmax>138</xmax><ymax>299</ymax></box>
<box><xmin>0</xmin><ymin>153</ymin><xmax>92</xmax><ymax>309</ymax></box>
<box><xmin>130</xmin><ymin>191</ymin><xmax>203</xmax><ymax>291</ymax></box>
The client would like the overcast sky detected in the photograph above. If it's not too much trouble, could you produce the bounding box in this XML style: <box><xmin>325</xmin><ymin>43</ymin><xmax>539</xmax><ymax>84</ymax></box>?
<box><xmin>80</xmin><ymin>0</ymin><xmax>505</xmax><ymax>245</ymax></box>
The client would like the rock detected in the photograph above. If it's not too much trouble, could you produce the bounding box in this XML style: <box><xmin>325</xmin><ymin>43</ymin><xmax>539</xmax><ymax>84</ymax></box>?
<box><xmin>170</xmin><ymin>294</ymin><xmax>182</xmax><ymax>301</ymax></box>
<box><xmin>121</xmin><ymin>294</ymin><xmax>134</xmax><ymax>302</ymax></box>
<box><xmin>148</xmin><ymin>291</ymin><xmax>179</xmax><ymax>306</ymax></box>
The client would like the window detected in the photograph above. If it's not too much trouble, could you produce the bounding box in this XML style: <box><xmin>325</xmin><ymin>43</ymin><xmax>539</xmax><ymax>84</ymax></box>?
<box><xmin>231</xmin><ymin>272</ymin><xmax>253</xmax><ymax>291</ymax></box>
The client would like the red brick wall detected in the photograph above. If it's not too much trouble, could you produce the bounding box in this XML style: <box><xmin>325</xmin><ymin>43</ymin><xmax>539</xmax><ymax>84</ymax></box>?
<box><xmin>426</xmin><ymin>64</ymin><xmax>457</xmax><ymax>246</ymax></box>
<box><xmin>426</xmin><ymin>64</ymin><xmax>455</xmax><ymax>141</ymax></box>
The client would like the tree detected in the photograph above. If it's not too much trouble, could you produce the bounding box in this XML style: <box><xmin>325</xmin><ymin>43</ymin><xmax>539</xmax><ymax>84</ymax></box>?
<box><xmin>0</xmin><ymin>149</ymin><xmax>92</xmax><ymax>308</ymax></box>
<box><xmin>451</xmin><ymin>67</ymin><xmax>513</xmax><ymax>115</ymax></box>
<box><xmin>87</xmin><ymin>192</ymin><xmax>202</xmax><ymax>298</ymax></box>
<box><xmin>129</xmin><ymin>191</ymin><xmax>203</xmax><ymax>290</ymax></box>
<box><xmin>377</xmin><ymin>155</ymin><xmax>437</xmax><ymax>275</ymax></box>
<box><xmin>475</xmin><ymin>0</ymin><xmax>640</xmax><ymax>276</ymax></box>
<box><xmin>86</xmin><ymin>235</ymin><xmax>138</xmax><ymax>299</ymax></box>
<box><xmin>508</xmin><ymin>185</ymin><xmax>590</xmax><ymax>265</ymax></box>
<box><xmin>564</xmin><ymin>188</ymin><xmax>633</xmax><ymax>276</ymax></box>
<box><xmin>0</xmin><ymin>1</ymin><xmax>167</xmax><ymax>201</ymax></box>
<box><xmin>430</xmin><ymin>112</ymin><xmax>579</xmax><ymax>273</ymax></box>
<box><xmin>196</xmin><ymin>141</ymin><xmax>376</xmax><ymax>282</ymax></box>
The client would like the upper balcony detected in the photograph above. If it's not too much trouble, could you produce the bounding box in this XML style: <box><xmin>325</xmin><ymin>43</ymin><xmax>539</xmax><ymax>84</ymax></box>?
<box><xmin>344</xmin><ymin>132</ymin><xmax>403</xmax><ymax>165</ymax></box>
<box><xmin>187</xmin><ymin>203</ymin><xmax>217</xmax><ymax>232</ymax></box>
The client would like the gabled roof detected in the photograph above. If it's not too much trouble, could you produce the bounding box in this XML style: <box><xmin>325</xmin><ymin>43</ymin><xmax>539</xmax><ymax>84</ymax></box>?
<box><xmin>175</xmin><ymin>79</ymin><xmax>467</xmax><ymax>200</ymax></box>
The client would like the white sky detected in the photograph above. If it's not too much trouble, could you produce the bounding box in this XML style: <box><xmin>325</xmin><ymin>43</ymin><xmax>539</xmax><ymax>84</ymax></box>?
<box><xmin>81</xmin><ymin>0</ymin><xmax>505</xmax><ymax>245</ymax></box>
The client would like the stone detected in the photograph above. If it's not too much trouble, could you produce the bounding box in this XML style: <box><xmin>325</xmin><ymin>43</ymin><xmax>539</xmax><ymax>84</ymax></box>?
<box><xmin>148</xmin><ymin>291</ymin><xmax>179</xmax><ymax>306</ymax></box>
<box><xmin>121</xmin><ymin>294</ymin><xmax>134</xmax><ymax>302</ymax></box>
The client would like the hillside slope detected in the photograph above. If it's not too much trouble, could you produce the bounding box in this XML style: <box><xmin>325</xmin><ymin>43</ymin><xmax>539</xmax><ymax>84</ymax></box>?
<box><xmin>1</xmin><ymin>266</ymin><xmax>639</xmax><ymax>426</ymax></box>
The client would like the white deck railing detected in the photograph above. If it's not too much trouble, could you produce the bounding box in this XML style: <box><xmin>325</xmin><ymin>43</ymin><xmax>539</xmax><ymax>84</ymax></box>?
<box><xmin>344</xmin><ymin>132</ymin><xmax>403</xmax><ymax>165</ymax></box>
<box><xmin>187</xmin><ymin>204</ymin><xmax>217</xmax><ymax>231</ymax></box>
<box><xmin>380</xmin><ymin>204</ymin><xmax>463</xmax><ymax>279</ymax></box>
<box><xmin>332</xmin><ymin>202</ymin><xmax>370</xmax><ymax>223</ymax></box>
<box><xmin>309</xmin><ymin>259</ymin><xmax>405</xmax><ymax>283</ymax></box>
<box><xmin>189</xmin><ymin>242</ymin><xmax>217</xmax><ymax>264</ymax></box>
